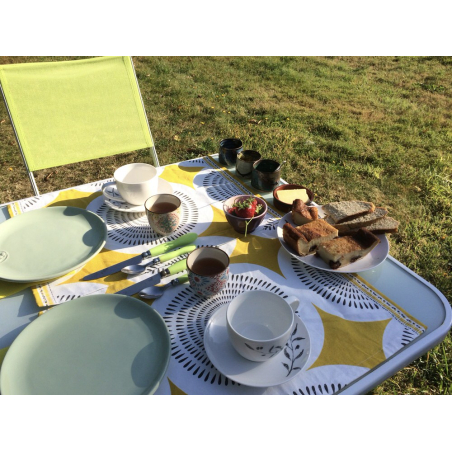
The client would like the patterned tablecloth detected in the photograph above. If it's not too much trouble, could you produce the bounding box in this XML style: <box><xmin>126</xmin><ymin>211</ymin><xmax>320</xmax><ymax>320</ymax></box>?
<box><xmin>0</xmin><ymin>156</ymin><xmax>425</xmax><ymax>395</ymax></box>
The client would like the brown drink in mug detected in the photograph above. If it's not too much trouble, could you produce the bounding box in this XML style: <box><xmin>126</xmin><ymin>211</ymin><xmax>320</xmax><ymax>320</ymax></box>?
<box><xmin>187</xmin><ymin>247</ymin><xmax>230</xmax><ymax>297</ymax></box>
<box><xmin>145</xmin><ymin>194</ymin><xmax>181</xmax><ymax>236</ymax></box>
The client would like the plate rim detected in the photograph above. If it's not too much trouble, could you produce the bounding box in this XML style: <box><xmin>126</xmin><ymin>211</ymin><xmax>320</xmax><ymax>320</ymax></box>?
<box><xmin>0</xmin><ymin>294</ymin><xmax>171</xmax><ymax>395</ymax></box>
<box><xmin>0</xmin><ymin>206</ymin><xmax>107</xmax><ymax>283</ymax></box>
<box><xmin>277</xmin><ymin>211</ymin><xmax>390</xmax><ymax>273</ymax></box>
<box><xmin>204</xmin><ymin>304</ymin><xmax>310</xmax><ymax>388</ymax></box>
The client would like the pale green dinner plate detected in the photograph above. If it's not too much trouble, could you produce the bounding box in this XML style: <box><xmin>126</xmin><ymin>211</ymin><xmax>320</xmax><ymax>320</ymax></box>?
<box><xmin>0</xmin><ymin>206</ymin><xmax>107</xmax><ymax>282</ymax></box>
<box><xmin>0</xmin><ymin>294</ymin><xmax>171</xmax><ymax>395</ymax></box>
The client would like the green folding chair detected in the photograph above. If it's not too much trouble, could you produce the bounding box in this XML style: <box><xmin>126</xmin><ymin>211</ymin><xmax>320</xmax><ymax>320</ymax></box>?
<box><xmin>0</xmin><ymin>56</ymin><xmax>159</xmax><ymax>196</ymax></box>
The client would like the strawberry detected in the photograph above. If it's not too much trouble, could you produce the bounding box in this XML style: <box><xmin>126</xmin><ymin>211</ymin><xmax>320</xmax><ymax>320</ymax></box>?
<box><xmin>231</xmin><ymin>197</ymin><xmax>259</xmax><ymax>219</ymax></box>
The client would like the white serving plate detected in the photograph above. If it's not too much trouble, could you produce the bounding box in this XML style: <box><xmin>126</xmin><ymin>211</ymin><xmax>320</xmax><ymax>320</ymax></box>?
<box><xmin>277</xmin><ymin>212</ymin><xmax>390</xmax><ymax>273</ymax></box>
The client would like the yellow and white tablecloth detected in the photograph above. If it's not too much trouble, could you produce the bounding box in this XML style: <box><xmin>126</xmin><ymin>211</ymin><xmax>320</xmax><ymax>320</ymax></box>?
<box><xmin>0</xmin><ymin>156</ymin><xmax>425</xmax><ymax>395</ymax></box>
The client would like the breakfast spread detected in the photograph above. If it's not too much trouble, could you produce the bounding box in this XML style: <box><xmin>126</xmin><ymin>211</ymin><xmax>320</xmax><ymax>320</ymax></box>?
<box><xmin>282</xmin><ymin>198</ymin><xmax>399</xmax><ymax>269</ymax></box>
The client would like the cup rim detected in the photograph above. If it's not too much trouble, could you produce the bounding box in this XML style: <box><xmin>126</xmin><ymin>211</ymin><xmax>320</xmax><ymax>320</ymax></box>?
<box><xmin>252</xmin><ymin>159</ymin><xmax>281</xmax><ymax>173</ymax></box>
<box><xmin>226</xmin><ymin>290</ymin><xmax>294</xmax><ymax>343</ymax></box>
<box><xmin>186</xmin><ymin>246</ymin><xmax>230</xmax><ymax>276</ymax></box>
<box><xmin>238</xmin><ymin>150</ymin><xmax>261</xmax><ymax>160</ymax></box>
<box><xmin>114</xmin><ymin>163</ymin><xmax>157</xmax><ymax>185</ymax></box>
<box><xmin>219</xmin><ymin>138</ymin><xmax>243</xmax><ymax>150</ymax></box>
<box><xmin>144</xmin><ymin>194</ymin><xmax>181</xmax><ymax>214</ymax></box>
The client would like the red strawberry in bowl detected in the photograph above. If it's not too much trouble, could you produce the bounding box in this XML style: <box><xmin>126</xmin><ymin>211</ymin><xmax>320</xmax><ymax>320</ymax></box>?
<box><xmin>224</xmin><ymin>195</ymin><xmax>267</xmax><ymax>236</ymax></box>
<box><xmin>230</xmin><ymin>197</ymin><xmax>259</xmax><ymax>218</ymax></box>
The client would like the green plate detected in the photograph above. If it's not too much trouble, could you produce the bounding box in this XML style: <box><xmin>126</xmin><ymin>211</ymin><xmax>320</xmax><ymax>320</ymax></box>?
<box><xmin>0</xmin><ymin>206</ymin><xmax>107</xmax><ymax>282</ymax></box>
<box><xmin>0</xmin><ymin>294</ymin><xmax>171</xmax><ymax>395</ymax></box>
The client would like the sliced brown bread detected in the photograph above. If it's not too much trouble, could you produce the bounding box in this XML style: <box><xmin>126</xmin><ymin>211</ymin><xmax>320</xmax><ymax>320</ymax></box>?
<box><xmin>322</xmin><ymin>201</ymin><xmax>375</xmax><ymax>224</ymax></box>
<box><xmin>316</xmin><ymin>228</ymin><xmax>381</xmax><ymax>269</ymax></box>
<box><xmin>291</xmin><ymin>199</ymin><xmax>319</xmax><ymax>225</ymax></box>
<box><xmin>343</xmin><ymin>216</ymin><xmax>400</xmax><ymax>235</ymax></box>
<box><xmin>282</xmin><ymin>219</ymin><xmax>338</xmax><ymax>256</ymax></box>
<box><xmin>324</xmin><ymin>207</ymin><xmax>388</xmax><ymax>233</ymax></box>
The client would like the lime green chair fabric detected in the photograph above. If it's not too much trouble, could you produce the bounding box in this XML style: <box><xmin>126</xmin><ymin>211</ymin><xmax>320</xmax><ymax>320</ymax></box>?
<box><xmin>0</xmin><ymin>56</ymin><xmax>158</xmax><ymax>195</ymax></box>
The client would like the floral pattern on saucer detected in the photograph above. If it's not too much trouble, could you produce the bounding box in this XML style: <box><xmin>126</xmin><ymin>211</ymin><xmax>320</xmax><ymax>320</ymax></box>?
<box><xmin>243</xmin><ymin>322</ymin><xmax>307</xmax><ymax>376</ymax></box>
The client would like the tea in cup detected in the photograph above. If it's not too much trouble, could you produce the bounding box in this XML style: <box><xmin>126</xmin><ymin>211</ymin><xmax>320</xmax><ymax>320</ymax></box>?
<box><xmin>114</xmin><ymin>163</ymin><xmax>158</xmax><ymax>205</ymax></box>
<box><xmin>186</xmin><ymin>247</ymin><xmax>230</xmax><ymax>297</ymax></box>
<box><xmin>226</xmin><ymin>290</ymin><xmax>299</xmax><ymax>362</ymax></box>
<box><xmin>145</xmin><ymin>194</ymin><xmax>181</xmax><ymax>236</ymax></box>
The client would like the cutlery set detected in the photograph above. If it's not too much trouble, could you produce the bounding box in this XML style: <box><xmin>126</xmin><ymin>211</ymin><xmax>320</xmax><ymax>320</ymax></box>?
<box><xmin>82</xmin><ymin>232</ymin><xmax>198</xmax><ymax>296</ymax></box>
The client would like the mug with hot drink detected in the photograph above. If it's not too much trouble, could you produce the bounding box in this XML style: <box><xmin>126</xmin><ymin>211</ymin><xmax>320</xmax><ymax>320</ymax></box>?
<box><xmin>145</xmin><ymin>194</ymin><xmax>181</xmax><ymax>236</ymax></box>
<box><xmin>186</xmin><ymin>247</ymin><xmax>230</xmax><ymax>297</ymax></box>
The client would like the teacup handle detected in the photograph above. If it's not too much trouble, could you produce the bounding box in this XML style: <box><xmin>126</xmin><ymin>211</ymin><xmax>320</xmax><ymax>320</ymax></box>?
<box><xmin>286</xmin><ymin>295</ymin><xmax>300</xmax><ymax>312</ymax></box>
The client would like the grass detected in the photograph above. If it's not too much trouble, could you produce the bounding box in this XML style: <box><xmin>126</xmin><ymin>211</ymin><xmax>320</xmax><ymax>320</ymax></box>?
<box><xmin>0</xmin><ymin>56</ymin><xmax>451</xmax><ymax>394</ymax></box>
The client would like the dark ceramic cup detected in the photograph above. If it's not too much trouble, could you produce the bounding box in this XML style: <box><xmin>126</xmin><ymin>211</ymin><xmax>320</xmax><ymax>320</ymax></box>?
<box><xmin>235</xmin><ymin>150</ymin><xmax>262</xmax><ymax>178</ymax></box>
<box><xmin>251</xmin><ymin>159</ymin><xmax>282</xmax><ymax>192</ymax></box>
<box><xmin>219</xmin><ymin>138</ymin><xmax>243</xmax><ymax>166</ymax></box>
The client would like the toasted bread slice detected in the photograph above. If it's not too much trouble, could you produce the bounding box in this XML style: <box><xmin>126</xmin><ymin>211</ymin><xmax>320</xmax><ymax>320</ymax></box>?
<box><xmin>322</xmin><ymin>201</ymin><xmax>375</xmax><ymax>224</ymax></box>
<box><xmin>343</xmin><ymin>216</ymin><xmax>399</xmax><ymax>235</ymax></box>
<box><xmin>316</xmin><ymin>228</ymin><xmax>380</xmax><ymax>269</ymax></box>
<box><xmin>283</xmin><ymin>219</ymin><xmax>338</xmax><ymax>256</ymax></box>
<box><xmin>324</xmin><ymin>207</ymin><xmax>388</xmax><ymax>233</ymax></box>
<box><xmin>291</xmin><ymin>199</ymin><xmax>319</xmax><ymax>225</ymax></box>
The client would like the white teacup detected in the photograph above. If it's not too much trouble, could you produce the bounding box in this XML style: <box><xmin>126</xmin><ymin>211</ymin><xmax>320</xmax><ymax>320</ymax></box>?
<box><xmin>226</xmin><ymin>290</ymin><xmax>299</xmax><ymax>362</ymax></box>
<box><xmin>114</xmin><ymin>163</ymin><xmax>158</xmax><ymax>205</ymax></box>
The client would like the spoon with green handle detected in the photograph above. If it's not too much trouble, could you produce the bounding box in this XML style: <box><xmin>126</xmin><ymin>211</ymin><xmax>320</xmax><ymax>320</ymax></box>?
<box><xmin>122</xmin><ymin>244</ymin><xmax>196</xmax><ymax>275</ymax></box>
<box><xmin>115</xmin><ymin>258</ymin><xmax>188</xmax><ymax>296</ymax></box>
<box><xmin>139</xmin><ymin>274</ymin><xmax>189</xmax><ymax>299</ymax></box>
<box><xmin>82</xmin><ymin>232</ymin><xmax>198</xmax><ymax>281</ymax></box>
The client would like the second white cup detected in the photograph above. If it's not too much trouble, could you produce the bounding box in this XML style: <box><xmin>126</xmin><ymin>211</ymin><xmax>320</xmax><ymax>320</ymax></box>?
<box><xmin>114</xmin><ymin>163</ymin><xmax>158</xmax><ymax>205</ymax></box>
<box><xmin>226</xmin><ymin>290</ymin><xmax>299</xmax><ymax>362</ymax></box>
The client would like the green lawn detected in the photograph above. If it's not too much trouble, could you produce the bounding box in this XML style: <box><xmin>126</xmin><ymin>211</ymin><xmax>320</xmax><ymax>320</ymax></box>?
<box><xmin>1</xmin><ymin>56</ymin><xmax>451</xmax><ymax>394</ymax></box>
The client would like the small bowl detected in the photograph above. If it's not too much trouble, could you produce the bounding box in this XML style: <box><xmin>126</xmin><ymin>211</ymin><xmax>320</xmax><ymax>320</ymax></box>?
<box><xmin>223</xmin><ymin>195</ymin><xmax>268</xmax><ymax>235</ymax></box>
<box><xmin>273</xmin><ymin>184</ymin><xmax>315</xmax><ymax>213</ymax></box>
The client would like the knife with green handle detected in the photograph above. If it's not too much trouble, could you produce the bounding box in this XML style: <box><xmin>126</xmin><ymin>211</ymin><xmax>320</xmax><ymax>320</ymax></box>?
<box><xmin>81</xmin><ymin>232</ymin><xmax>197</xmax><ymax>281</ymax></box>
<box><xmin>121</xmin><ymin>244</ymin><xmax>196</xmax><ymax>274</ymax></box>
<box><xmin>115</xmin><ymin>259</ymin><xmax>188</xmax><ymax>296</ymax></box>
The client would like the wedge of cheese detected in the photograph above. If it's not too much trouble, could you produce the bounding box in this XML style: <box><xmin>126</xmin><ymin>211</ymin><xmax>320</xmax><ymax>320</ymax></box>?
<box><xmin>277</xmin><ymin>189</ymin><xmax>310</xmax><ymax>205</ymax></box>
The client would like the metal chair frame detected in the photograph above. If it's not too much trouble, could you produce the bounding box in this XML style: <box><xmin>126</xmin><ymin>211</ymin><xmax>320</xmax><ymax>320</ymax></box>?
<box><xmin>0</xmin><ymin>56</ymin><xmax>159</xmax><ymax>197</ymax></box>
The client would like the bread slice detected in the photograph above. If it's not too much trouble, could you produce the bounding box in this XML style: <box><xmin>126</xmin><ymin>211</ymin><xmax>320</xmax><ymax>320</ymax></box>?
<box><xmin>291</xmin><ymin>199</ymin><xmax>319</xmax><ymax>225</ymax></box>
<box><xmin>316</xmin><ymin>228</ymin><xmax>380</xmax><ymax>269</ymax></box>
<box><xmin>343</xmin><ymin>216</ymin><xmax>399</xmax><ymax>235</ymax></box>
<box><xmin>324</xmin><ymin>207</ymin><xmax>388</xmax><ymax>234</ymax></box>
<box><xmin>322</xmin><ymin>201</ymin><xmax>375</xmax><ymax>224</ymax></box>
<box><xmin>283</xmin><ymin>219</ymin><xmax>338</xmax><ymax>256</ymax></box>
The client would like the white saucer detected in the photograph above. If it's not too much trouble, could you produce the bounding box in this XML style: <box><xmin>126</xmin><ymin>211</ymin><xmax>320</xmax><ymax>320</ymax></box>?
<box><xmin>204</xmin><ymin>304</ymin><xmax>310</xmax><ymax>387</ymax></box>
<box><xmin>102</xmin><ymin>179</ymin><xmax>174</xmax><ymax>213</ymax></box>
